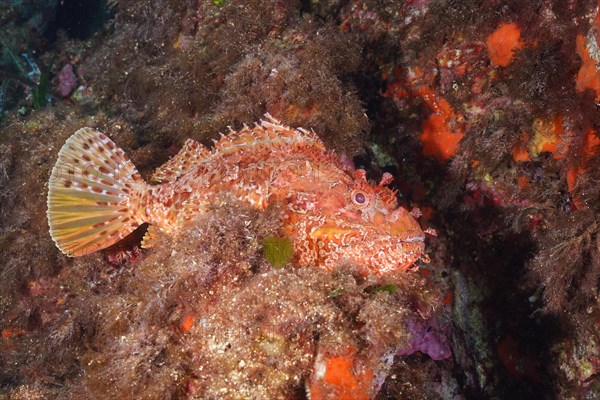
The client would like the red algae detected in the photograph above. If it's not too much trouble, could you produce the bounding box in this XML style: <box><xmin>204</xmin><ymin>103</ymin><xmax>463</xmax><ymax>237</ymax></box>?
<box><xmin>496</xmin><ymin>337</ymin><xmax>541</xmax><ymax>383</ymax></box>
<box><xmin>575</xmin><ymin>34</ymin><xmax>600</xmax><ymax>98</ymax></box>
<box><xmin>419</xmin><ymin>93</ymin><xmax>464</xmax><ymax>163</ymax></box>
<box><xmin>383</xmin><ymin>67</ymin><xmax>464</xmax><ymax>163</ymax></box>
<box><xmin>487</xmin><ymin>23</ymin><xmax>524</xmax><ymax>67</ymax></box>
<box><xmin>309</xmin><ymin>347</ymin><xmax>373</xmax><ymax>400</ymax></box>
<box><xmin>566</xmin><ymin>129</ymin><xmax>600</xmax><ymax>209</ymax></box>
<box><xmin>511</xmin><ymin>132</ymin><xmax>532</xmax><ymax>162</ymax></box>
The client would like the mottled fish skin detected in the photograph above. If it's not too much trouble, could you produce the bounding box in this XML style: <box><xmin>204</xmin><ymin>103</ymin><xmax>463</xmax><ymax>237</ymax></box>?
<box><xmin>47</xmin><ymin>115</ymin><xmax>425</xmax><ymax>274</ymax></box>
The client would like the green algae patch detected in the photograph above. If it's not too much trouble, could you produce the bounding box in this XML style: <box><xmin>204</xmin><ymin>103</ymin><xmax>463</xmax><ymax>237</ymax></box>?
<box><xmin>262</xmin><ymin>236</ymin><xmax>293</xmax><ymax>268</ymax></box>
<box><xmin>327</xmin><ymin>287</ymin><xmax>345</xmax><ymax>298</ymax></box>
<box><xmin>32</xmin><ymin>72</ymin><xmax>49</xmax><ymax>110</ymax></box>
<box><xmin>368</xmin><ymin>284</ymin><xmax>397</xmax><ymax>294</ymax></box>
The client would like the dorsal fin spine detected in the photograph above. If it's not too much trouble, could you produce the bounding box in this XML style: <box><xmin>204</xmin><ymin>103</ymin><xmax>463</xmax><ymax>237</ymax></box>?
<box><xmin>150</xmin><ymin>139</ymin><xmax>208</xmax><ymax>183</ymax></box>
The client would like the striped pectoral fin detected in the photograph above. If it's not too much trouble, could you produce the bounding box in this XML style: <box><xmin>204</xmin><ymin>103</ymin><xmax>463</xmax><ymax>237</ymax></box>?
<box><xmin>47</xmin><ymin>127</ymin><xmax>148</xmax><ymax>257</ymax></box>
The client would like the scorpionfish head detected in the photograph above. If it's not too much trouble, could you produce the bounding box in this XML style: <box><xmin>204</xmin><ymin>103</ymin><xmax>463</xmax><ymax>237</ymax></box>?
<box><xmin>310</xmin><ymin>169</ymin><xmax>425</xmax><ymax>274</ymax></box>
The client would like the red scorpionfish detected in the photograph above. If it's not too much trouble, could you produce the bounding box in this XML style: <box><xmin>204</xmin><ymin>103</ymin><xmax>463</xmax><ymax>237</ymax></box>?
<box><xmin>47</xmin><ymin>115</ymin><xmax>426</xmax><ymax>275</ymax></box>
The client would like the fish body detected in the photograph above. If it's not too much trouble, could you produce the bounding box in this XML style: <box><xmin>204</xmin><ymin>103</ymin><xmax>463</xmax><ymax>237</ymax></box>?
<box><xmin>47</xmin><ymin>116</ymin><xmax>425</xmax><ymax>274</ymax></box>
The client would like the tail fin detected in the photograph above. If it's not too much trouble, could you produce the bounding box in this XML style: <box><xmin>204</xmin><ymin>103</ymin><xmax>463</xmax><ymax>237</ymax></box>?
<box><xmin>47</xmin><ymin>128</ymin><xmax>147</xmax><ymax>256</ymax></box>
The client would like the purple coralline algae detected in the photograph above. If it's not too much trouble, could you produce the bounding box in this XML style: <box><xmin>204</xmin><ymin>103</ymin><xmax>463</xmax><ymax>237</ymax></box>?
<box><xmin>397</xmin><ymin>319</ymin><xmax>452</xmax><ymax>361</ymax></box>
<box><xmin>57</xmin><ymin>64</ymin><xmax>77</xmax><ymax>97</ymax></box>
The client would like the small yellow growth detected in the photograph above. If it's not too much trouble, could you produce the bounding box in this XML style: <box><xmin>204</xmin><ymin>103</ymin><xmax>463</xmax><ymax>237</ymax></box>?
<box><xmin>512</xmin><ymin>116</ymin><xmax>567</xmax><ymax>162</ymax></box>
<box><xmin>529</xmin><ymin>118</ymin><xmax>559</xmax><ymax>157</ymax></box>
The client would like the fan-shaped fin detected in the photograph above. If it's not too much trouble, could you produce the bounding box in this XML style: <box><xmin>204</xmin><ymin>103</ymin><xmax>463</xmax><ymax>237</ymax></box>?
<box><xmin>47</xmin><ymin>128</ymin><xmax>147</xmax><ymax>256</ymax></box>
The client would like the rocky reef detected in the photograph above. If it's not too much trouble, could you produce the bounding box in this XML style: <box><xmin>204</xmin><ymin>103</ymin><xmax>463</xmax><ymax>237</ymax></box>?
<box><xmin>1</xmin><ymin>1</ymin><xmax>600</xmax><ymax>399</ymax></box>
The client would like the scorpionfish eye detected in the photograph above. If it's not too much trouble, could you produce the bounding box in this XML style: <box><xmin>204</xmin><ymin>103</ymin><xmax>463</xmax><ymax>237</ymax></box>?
<box><xmin>351</xmin><ymin>189</ymin><xmax>369</xmax><ymax>208</ymax></box>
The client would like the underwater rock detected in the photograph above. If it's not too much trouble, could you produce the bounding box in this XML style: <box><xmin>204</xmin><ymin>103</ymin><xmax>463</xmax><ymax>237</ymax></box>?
<box><xmin>3</xmin><ymin>0</ymin><xmax>600</xmax><ymax>399</ymax></box>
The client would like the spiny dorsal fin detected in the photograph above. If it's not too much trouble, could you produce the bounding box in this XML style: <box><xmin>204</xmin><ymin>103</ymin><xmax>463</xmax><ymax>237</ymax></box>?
<box><xmin>151</xmin><ymin>139</ymin><xmax>209</xmax><ymax>183</ymax></box>
<box><xmin>210</xmin><ymin>114</ymin><xmax>327</xmax><ymax>161</ymax></box>
<box><xmin>47</xmin><ymin>128</ymin><xmax>148</xmax><ymax>257</ymax></box>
